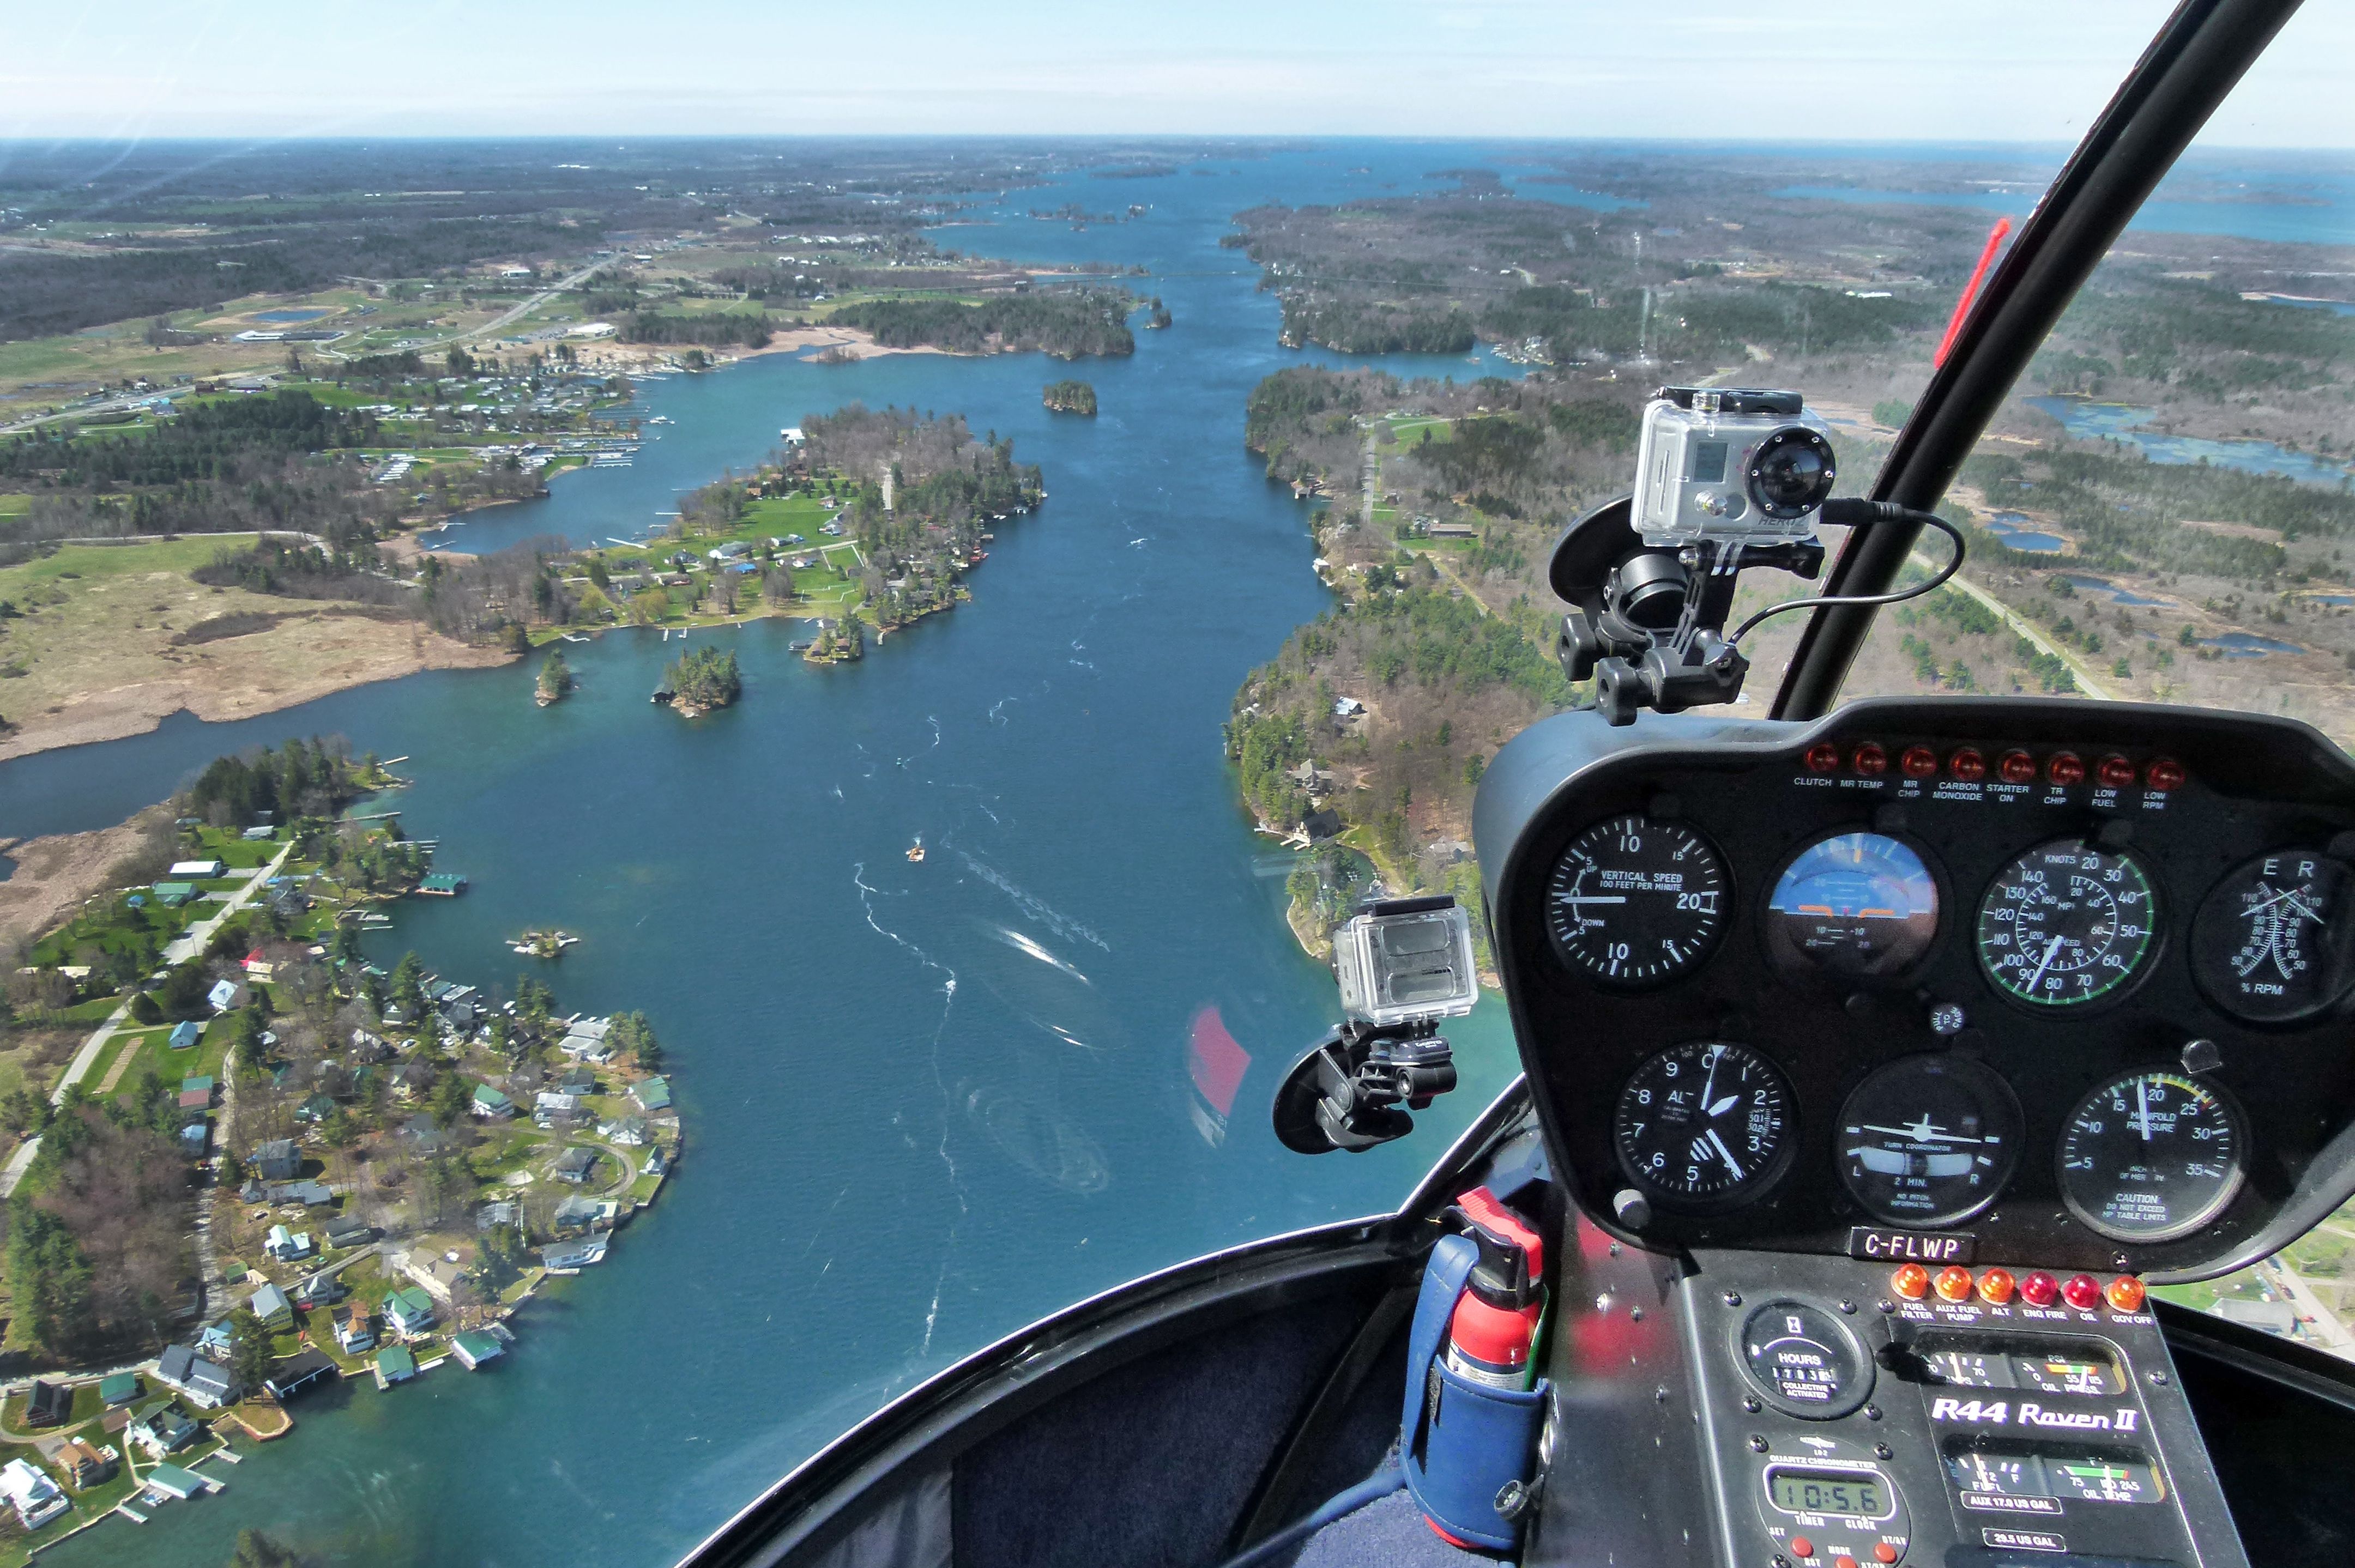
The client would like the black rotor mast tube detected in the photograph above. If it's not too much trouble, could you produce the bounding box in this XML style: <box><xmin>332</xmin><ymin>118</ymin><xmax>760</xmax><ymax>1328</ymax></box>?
<box><xmin>1771</xmin><ymin>0</ymin><xmax>2303</xmax><ymax>722</ymax></box>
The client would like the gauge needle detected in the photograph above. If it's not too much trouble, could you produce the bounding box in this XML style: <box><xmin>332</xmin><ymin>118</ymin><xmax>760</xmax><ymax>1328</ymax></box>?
<box><xmin>2136</xmin><ymin>1076</ymin><xmax>2155</xmax><ymax>1142</ymax></box>
<box><xmin>1706</xmin><ymin>1127</ymin><xmax>1746</xmax><ymax>1180</ymax></box>
<box><xmin>1555</xmin><ymin>895</ymin><xmax>1628</xmax><ymax>905</ymax></box>
<box><xmin>1708</xmin><ymin>1094</ymin><xmax>1740</xmax><ymax>1117</ymax></box>
<box><xmin>2024</xmin><ymin>933</ymin><xmax>2066</xmax><ymax>994</ymax></box>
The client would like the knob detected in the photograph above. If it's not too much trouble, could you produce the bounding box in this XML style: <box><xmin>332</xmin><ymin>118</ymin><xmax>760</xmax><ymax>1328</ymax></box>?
<box><xmin>1613</xmin><ymin>1189</ymin><xmax>1652</xmax><ymax>1229</ymax></box>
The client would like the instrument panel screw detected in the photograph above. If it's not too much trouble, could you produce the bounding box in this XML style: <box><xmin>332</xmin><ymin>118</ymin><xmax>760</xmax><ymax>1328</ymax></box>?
<box><xmin>1750</xmin><ymin>1435</ymin><xmax>1770</xmax><ymax>1453</ymax></box>
<box><xmin>1864</xmin><ymin>1404</ymin><xmax>1883</xmax><ymax>1421</ymax></box>
<box><xmin>1874</xmin><ymin>1443</ymin><xmax>1893</xmax><ymax>1461</ymax></box>
<box><xmin>1743</xmin><ymin>1395</ymin><xmax>1762</xmax><ymax>1413</ymax></box>
<box><xmin>1876</xmin><ymin>1299</ymin><xmax>1895</xmax><ymax>1315</ymax></box>
<box><xmin>1629</xmin><ymin>1307</ymin><xmax>1644</xmax><ymax>1322</ymax></box>
<box><xmin>1774</xmin><ymin>1557</ymin><xmax>1792</xmax><ymax>1568</ymax></box>
<box><xmin>1724</xmin><ymin>1290</ymin><xmax>1743</xmax><ymax>1307</ymax></box>
<box><xmin>2148</xmin><ymin>1370</ymin><xmax>2169</xmax><ymax>1387</ymax></box>
<box><xmin>1656</xmin><ymin>1386</ymin><xmax>1671</xmax><ymax>1404</ymax></box>
<box><xmin>1838</xmin><ymin>1300</ymin><xmax>1858</xmax><ymax>1315</ymax></box>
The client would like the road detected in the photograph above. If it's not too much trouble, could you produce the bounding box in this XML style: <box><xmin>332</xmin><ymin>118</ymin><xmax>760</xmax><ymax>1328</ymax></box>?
<box><xmin>0</xmin><ymin>843</ymin><xmax>294</xmax><ymax>1199</ymax></box>
<box><xmin>1919</xmin><ymin>553</ymin><xmax>2117</xmax><ymax>702</ymax></box>
<box><xmin>2263</xmin><ymin>1255</ymin><xmax>2355</xmax><ymax>1351</ymax></box>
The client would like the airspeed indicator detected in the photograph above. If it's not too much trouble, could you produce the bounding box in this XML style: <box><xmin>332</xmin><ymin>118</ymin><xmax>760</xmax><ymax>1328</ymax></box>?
<box><xmin>1547</xmin><ymin>815</ymin><xmax>1728</xmax><ymax>988</ymax></box>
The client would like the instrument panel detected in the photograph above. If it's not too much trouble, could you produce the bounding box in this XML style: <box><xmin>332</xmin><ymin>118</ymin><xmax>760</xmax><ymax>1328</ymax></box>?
<box><xmin>1474</xmin><ymin>697</ymin><xmax>2355</xmax><ymax>1277</ymax></box>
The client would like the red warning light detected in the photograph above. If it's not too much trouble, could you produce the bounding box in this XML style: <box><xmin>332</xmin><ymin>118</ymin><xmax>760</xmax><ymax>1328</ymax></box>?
<box><xmin>1948</xmin><ymin>748</ymin><xmax>1986</xmax><ymax>782</ymax></box>
<box><xmin>2145</xmin><ymin>758</ymin><xmax>2185</xmax><ymax>792</ymax></box>
<box><xmin>1852</xmin><ymin>742</ymin><xmax>1889</xmax><ymax>776</ymax></box>
<box><xmin>1998</xmin><ymin>751</ymin><xmax>2037</xmax><ymax>784</ymax></box>
<box><xmin>2097</xmin><ymin>755</ymin><xmax>2137</xmax><ymax>790</ymax></box>
<box><xmin>2046</xmin><ymin>752</ymin><xmax>2086</xmax><ymax>786</ymax></box>
<box><xmin>1805</xmin><ymin>742</ymin><xmax>1842</xmax><ymax>773</ymax></box>
<box><xmin>1900</xmin><ymin>746</ymin><xmax>1940</xmax><ymax>779</ymax></box>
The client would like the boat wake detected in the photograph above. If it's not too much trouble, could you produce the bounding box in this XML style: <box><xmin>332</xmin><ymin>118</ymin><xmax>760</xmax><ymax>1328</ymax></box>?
<box><xmin>852</xmin><ymin>862</ymin><xmax>964</xmax><ymax>1352</ymax></box>
<box><xmin>956</xmin><ymin>850</ymin><xmax>1111</xmax><ymax>953</ymax></box>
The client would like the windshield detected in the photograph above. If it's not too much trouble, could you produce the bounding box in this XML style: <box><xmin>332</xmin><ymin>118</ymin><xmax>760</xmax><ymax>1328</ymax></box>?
<box><xmin>0</xmin><ymin>6</ymin><xmax>2316</xmax><ymax>1565</ymax></box>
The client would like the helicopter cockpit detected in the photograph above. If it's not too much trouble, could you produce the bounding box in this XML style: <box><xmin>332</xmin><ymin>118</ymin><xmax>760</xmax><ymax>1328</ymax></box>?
<box><xmin>680</xmin><ymin>4</ymin><xmax>2355</xmax><ymax>1566</ymax></box>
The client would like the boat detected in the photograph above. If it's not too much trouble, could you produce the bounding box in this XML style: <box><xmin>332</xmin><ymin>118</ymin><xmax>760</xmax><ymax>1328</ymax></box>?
<box><xmin>905</xmin><ymin>839</ymin><xmax>925</xmax><ymax>863</ymax></box>
<box><xmin>680</xmin><ymin>17</ymin><xmax>2351</xmax><ymax>1567</ymax></box>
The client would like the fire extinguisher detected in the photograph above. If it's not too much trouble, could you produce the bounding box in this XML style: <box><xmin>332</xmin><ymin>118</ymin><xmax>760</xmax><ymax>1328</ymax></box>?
<box><xmin>1440</xmin><ymin>1187</ymin><xmax>1546</xmax><ymax>1389</ymax></box>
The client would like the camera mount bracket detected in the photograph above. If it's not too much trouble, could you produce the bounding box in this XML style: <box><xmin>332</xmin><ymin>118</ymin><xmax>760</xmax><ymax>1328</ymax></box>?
<box><xmin>1551</xmin><ymin>495</ymin><xmax>1823</xmax><ymax>725</ymax></box>
<box><xmin>1272</xmin><ymin>1018</ymin><xmax>1460</xmax><ymax>1154</ymax></box>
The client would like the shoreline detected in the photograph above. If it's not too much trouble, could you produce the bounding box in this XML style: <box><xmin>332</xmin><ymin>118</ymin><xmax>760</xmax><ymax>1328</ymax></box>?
<box><xmin>0</xmin><ymin>633</ymin><xmax>517</xmax><ymax>765</ymax></box>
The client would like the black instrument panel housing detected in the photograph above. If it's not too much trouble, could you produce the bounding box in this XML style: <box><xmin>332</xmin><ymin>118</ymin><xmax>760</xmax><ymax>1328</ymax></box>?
<box><xmin>1473</xmin><ymin>697</ymin><xmax>2355</xmax><ymax>1279</ymax></box>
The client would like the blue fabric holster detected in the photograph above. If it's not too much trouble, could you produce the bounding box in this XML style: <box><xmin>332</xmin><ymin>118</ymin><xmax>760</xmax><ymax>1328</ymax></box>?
<box><xmin>1399</xmin><ymin>1234</ymin><xmax>1550</xmax><ymax>1555</ymax></box>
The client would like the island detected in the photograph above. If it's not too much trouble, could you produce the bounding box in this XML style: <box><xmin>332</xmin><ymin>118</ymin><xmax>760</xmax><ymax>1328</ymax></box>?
<box><xmin>661</xmin><ymin>645</ymin><xmax>742</xmax><ymax>716</ymax></box>
<box><xmin>568</xmin><ymin>404</ymin><xmax>1044</xmax><ymax>654</ymax></box>
<box><xmin>0</xmin><ymin>739</ymin><xmax>684</xmax><ymax>1554</ymax></box>
<box><xmin>535</xmin><ymin>650</ymin><xmax>572</xmax><ymax>706</ymax></box>
<box><xmin>1043</xmin><ymin>379</ymin><xmax>1098</xmax><ymax>415</ymax></box>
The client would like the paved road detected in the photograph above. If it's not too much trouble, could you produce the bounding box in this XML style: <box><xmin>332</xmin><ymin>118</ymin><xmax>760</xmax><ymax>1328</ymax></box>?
<box><xmin>2265</xmin><ymin>1256</ymin><xmax>2354</xmax><ymax>1350</ymax></box>
<box><xmin>1921</xmin><ymin>555</ymin><xmax>2118</xmax><ymax>703</ymax></box>
<box><xmin>0</xmin><ymin>843</ymin><xmax>294</xmax><ymax>1199</ymax></box>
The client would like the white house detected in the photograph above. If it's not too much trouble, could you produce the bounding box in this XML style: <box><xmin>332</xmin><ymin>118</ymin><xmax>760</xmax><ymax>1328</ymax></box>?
<box><xmin>169</xmin><ymin>859</ymin><xmax>225</xmax><ymax>879</ymax></box>
<box><xmin>0</xmin><ymin>1458</ymin><xmax>66</xmax><ymax>1530</ymax></box>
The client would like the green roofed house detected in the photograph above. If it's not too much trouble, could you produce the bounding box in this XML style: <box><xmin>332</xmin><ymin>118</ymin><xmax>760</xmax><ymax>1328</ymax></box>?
<box><xmin>450</xmin><ymin>1330</ymin><xmax>504</xmax><ymax>1371</ymax></box>
<box><xmin>384</xmin><ymin>1286</ymin><xmax>436</xmax><ymax>1337</ymax></box>
<box><xmin>99</xmin><ymin>1370</ymin><xmax>142</xmax><ymax>1407</ymax></box>
<box><xmin>418</xmin><ymin>873</ymin><xmax>468</xmax><ymax>896</ymax></box>
<box><xmin>470</xmin><ymin>1083</ymin><xmax>515</xmax><ymax>1121</ymax></box>
<box><xmin>143</xmin><ymin>1462</ymin><xmax>206</xmax><ymax>1500</ymax></box>
<box><xmin>376</xmin><ymin>1345</ymin><xmax>418</xmax><ymax>1385</ymax></box>
<box><xmin>151</xmin><ymin>882</ymin><xmax>197</xmax><ymax>907</ymax></box>
<box><xmin>632</xmin><ymin>1075</ymin><xmax>672</xmax><ymax>1112</ymax></box>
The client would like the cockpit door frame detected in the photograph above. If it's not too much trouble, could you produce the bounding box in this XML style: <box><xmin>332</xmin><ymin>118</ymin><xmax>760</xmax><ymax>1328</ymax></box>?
<box><xmin>1770</xmin><ymin>0</ymin><xmax>2305</xmax><ymax>721</ymax></box>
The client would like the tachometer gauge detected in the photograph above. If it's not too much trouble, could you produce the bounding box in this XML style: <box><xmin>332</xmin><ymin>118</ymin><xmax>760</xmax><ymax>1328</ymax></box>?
<box><xmin>2057</xmin><ymin>1070</ymin><xmax>2246</xmax><ymax>1243</ymax></box>
<box><xmin>1836</xmin><ymin>1054</ymin><xmax>2022</xmax><ymax>1226</ymax></box>
<box><xmin>1766</xmin><ymin>831</ymin><xmax>1940</xmax><ymax>981</ymax></box>
<box><xmin>2190</xmin><ymin>850</ymin><xmax>2355</xmax><ymax>1024</ymax></box>
<box><xmin>1547</xmin><ymin>815</ymin><xmax>1728</xmax><ymax>987</ymax></box>
<box><xmin>1614</xmin><ymin>1040</ymin><xmax>1794</xmax><ymax>1208</ymax></box>
<box><xmin>1976</xmin><ymin>839</ymin><xmax>2158</xmax><ymax>1009</ymax></box>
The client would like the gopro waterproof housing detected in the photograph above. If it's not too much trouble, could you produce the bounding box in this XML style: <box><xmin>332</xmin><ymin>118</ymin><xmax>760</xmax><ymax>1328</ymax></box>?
<box><xmin>1334</xmin><ymin>897</ymin><xmax>1480</xmax><ymax>1028</ymax></box>
<box><xmin>1633</xmin><ymin>386</ymin><xmax>1838</xmax><ymax>547</ymax></box>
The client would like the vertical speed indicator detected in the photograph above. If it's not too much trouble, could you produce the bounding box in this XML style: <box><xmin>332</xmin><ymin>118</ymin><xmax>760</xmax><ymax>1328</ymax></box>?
<box><xmin>1547</xmin><ymin>815</ymin><xmax>1728</xmax><ymax>987</ymax></box>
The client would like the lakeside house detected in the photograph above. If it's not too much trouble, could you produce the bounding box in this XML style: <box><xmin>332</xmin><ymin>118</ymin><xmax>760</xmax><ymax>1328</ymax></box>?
<box><xmin>130</xmin><ymin>1401</ymin><xmax>199</xmax><ymax>1457</ymax></box>
<box><xmin>59</xmin><ymin>1438</ymin><xmax>114</xmax><ymax>1488</ymax></box>
<box><xmin>551</xmin><ymin>1146</ymin><xmax>598</xmax><ymax>1184</ymax></box>
<box><xmin>632</xmin><ymin>1075</ymin><xmax>672</xmax><ymax>1112</ymax></box>
<box><xmin>404</xmin><ymin>1251</ymin><xmax>468</xmax><ymax>1302</ymax></box>
<box><xmin>534</xmin><ymin>1091</ymin><xmax>583</xmax><ymax>1127</ymax></box>
<box><xmin>551</xmin><ymin>1194</ymin><xmax>608</xmax><ymax>1232</ymax></box>
<box><xmin>605</xmin><ymin>1113</ymin><xmax>650</xmax><ymax>1147</ymax></box>
<box><xmin>155</xmin><ymin>1344</ymin><xmax>238</xmax><ymax>1408</ymax></box>
<box><xmin>450</xmin><ymin>1331</ymin><xmax>504</xmax><ymax>1371</ymax></box>
<box><xmin>152</xmin><ymin>881</ymin><xmax>197</xmax><ymax>907</ymax></box>
<box><xmin>169</xmin><ymin>859</ymin><xmax>225</xmax><ymax>879</ymax></box>
<box><xmin>337</xmin><ymin>1300</ymin><xmax>376</xmax><ymax>1353</ymax></box>
<box><xmin>418</xmin><ymin>872</ymin><xmax>469</xmax><ymax>897</ymax></box>
<box><xmin>541</xmin><ymin>1231</ymin><xmax>611</xmax><ymax>1270</ymax></box>
<box><xmin>24</xmin><ymin>1379</ymin><xmax>70</xmax><ymax>1428</ymax></box>
<box><xmin>384</xmin><ymin>1286</ymin><xmax>437</xmax><ymax>1338</ymax></box>
<box><xmin>376</xmin><ymin>1345</ymin><xmax>418</xmax><ymax>1385</ymax></box>
<box><xmin>0</xmin><ymin>1457</ymin><xmax>67</xmax><ymax>1530</ymax></box>
<box><xmin>250</xmin><ymin>1280</ymin><xmax>295</xmax><ymax>1330</ymax></box>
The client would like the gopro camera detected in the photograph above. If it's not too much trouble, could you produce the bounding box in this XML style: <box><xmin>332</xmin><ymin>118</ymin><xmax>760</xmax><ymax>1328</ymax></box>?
<box><xmin>1333</xmin><ymin>897</ymin><xmax>1479</xmax><ymax>1028</ymax></box>
<box><xmin>1633</xmin><ymin>386</ymin><xmax>1838</xmax><ymax>547</ymax></box>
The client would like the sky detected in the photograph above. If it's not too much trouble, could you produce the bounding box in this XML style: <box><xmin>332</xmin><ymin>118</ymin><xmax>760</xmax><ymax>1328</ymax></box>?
<box><xmin>2</xmin><ymin>1</ymin><xmax>2350</xmax><ymax>146</ymax></box>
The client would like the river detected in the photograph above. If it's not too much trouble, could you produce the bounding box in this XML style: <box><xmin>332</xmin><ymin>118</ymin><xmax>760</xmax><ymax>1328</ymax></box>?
<box><xmin>13</xmin><ymin>139</ymin><xmax>2346</xmax><ymax>1566</ymax></box>
<box><xmin>12</xmin><ymin>142</ymin><xmax>1565</xmax><ymax>1568</ymax></box>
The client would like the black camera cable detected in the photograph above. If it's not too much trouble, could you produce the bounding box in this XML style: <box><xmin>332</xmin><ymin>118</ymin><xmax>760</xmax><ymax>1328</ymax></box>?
<box><xmin>1722</xmin><ymin>499</ymin><xmax>1966</xmax><ymax>646</ymax></box>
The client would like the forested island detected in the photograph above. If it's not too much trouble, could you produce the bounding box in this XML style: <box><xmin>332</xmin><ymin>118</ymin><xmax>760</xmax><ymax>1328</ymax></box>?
<box><xmin>0</xmin><ymin>737</ymin><xmax>685</xmax><ymax>1551</ymax></box>
<box><xmin>1043</xmin><ymin>379</ymin><xmax>1098</xmax><ymax>415</ymax></box>
<box><xmin>827</xmin><ymin>289</ymin><xmax>1139</xmax><ymax>358</ymax></box>
<box><xmin>661</xmin><ymin>646</ymin><xmax>742</xmax><ymax>715</ymax></box>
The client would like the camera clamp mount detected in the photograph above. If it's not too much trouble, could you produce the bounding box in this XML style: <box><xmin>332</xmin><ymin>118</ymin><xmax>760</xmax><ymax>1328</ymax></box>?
<box><xmin>1272</xmin><ymin>1018</ymin><xmax>1460</xmax><ymax>1154</ymax></box>
<box><xmin>1552</xmin><ymin>494</ymin><xmax>1823</xmax><ymax>725</ymax></box>
<box><xmin>1551</xmin><ymin>494</ymin><xmax>1965</xmax><ymax>726</ymax></box>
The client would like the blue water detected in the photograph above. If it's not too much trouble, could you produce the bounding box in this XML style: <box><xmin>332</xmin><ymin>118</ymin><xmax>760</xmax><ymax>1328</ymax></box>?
<box><xmin>11</xmin><ymin>142</ymin><xmax>1548</xmax><ymax>1568</ymax></box>
<box><xmin>2202</xmin><ymin>631</ymin><xmax>2305</xmax><ymax>656</ymax></box>
<box><xmin>2251</xmin><ymin>294</ymin><xmax>2355</xmax><ymax>317</ymax></box>
<box><xmin>252</xmin><ymin>308</ymin><xmax>331</xmax><ymax>324</ymax></box>
<box><xmin>1979</xmin><ymin>512</ymin><xmax>2069</xmax><ymax>553</ymax></box>
<box><xmin>11</xmin><ymin>138</ymin><xmax>2353</xmax><ymax>1567</ymax></box>
<box><xmin>2058</xmin><ymin>574</ymin><xmax>2170</xmax><ymax>607</ymax></box>
<box><xmin>2026</xmin><ymin>396</ymin><xmax>2355</xmax><ymax>488</ymax></box>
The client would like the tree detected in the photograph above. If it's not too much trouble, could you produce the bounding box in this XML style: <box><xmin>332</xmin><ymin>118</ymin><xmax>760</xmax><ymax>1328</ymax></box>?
<box><xmin>130</xmin><ymin>990</ymin><xmax>164</xmax><ymax>1025</ymax></box>
<box><xmin>390</xmin><ymin>952</ymin><xmax>426</xmax><ymax>1020</ymax></box>
<box><xmin>228</xmin><ymin>1306</ymin><xmax>274</xmax><ymax>1393</ymax></box>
